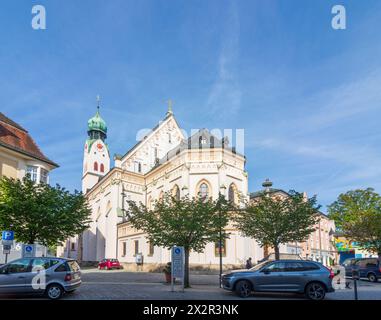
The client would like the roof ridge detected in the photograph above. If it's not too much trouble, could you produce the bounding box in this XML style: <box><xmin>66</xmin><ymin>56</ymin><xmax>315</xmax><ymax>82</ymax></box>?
<box><xmin>0</xmin><ymin>112</ymin><xmax>28</xmax><ymax>132</ymax></box>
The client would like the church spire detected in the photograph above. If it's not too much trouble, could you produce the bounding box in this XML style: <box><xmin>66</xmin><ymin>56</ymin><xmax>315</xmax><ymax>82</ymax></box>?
<box><xmin>166</xmin><ymin>99</ymin><xmax>173</xmax><ymax>117</ymax></box>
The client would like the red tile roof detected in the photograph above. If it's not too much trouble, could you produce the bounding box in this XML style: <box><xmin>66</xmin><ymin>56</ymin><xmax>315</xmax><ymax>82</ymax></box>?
<box><xmin>0</xmin><ymin>112</ymin><xmax>58</xmax><ymax>167</ymax></box>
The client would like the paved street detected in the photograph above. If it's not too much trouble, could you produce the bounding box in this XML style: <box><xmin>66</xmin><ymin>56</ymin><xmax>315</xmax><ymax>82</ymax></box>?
<box><xmin>2</xmin><ymin>268</ymin><xmax>381</xmax><ymax>300</ymax></box>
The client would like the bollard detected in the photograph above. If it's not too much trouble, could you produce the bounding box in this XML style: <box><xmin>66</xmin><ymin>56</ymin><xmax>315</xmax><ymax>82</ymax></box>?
<box><xmin>352</xmin><ymin>269</ymin><xmax>359</xmax><ymax>300</ymax></box>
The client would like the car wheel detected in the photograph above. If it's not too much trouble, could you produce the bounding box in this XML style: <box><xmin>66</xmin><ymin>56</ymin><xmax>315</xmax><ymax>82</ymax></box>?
<box><xmin>305</xmin><ymin>282</ymin><xmax>326</xmax><ymax>300</ymax></box>
<box><xmin>368</xmin><ymin>273</ymin><xmax>377</xmax><ymax>282</ymax></box>
<box><xmin>235</xmin><ymin>280</ymin><xmax>252</xmax><ymax>298</ymax></box>
<box><xmin>45</xmin><ymin>284</ymin><xmax>64</xmax><ymax>300</ymax></box>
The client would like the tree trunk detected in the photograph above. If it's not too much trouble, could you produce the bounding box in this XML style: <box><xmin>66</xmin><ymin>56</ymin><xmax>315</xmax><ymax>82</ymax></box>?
<box><xmin>274</xmin><ymin>245</ymin><xmax>280</xmax><ymax>260</ymax></box>
<box><xmin>77</xmin><ymin>233</ymin><xmax>83</xmax><ymax>265</ymax></box>
<box><xmin>184</xmin><ymin>247</ymin><xmax>190</xmax><ymax>288</ymax></box>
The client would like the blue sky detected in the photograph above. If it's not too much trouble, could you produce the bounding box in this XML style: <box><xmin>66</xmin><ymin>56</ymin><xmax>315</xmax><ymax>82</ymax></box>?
<box><xmin>1</xmin><ymin>0</ymin><xmax>381</xmax><ymax>211</ymax></box>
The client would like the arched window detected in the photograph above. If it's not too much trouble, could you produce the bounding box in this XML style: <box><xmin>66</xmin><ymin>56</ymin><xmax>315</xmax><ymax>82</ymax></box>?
<box><xmin>228</xmin><ymin>184</ymin><xmax>236</xmax><ymax>204</ymax></box>
<box><xmin>199</xmin><ymin>183</ymin><xmax>209</xmax><ymax>200</ymax></box>
<box><xmin>94</xmin><ymin>162</ymin><xmax>98</xmax><ymax>171</ymax></box>
<box><xmin>100</xmin><ymin>163</ymin><xmax>105</xmax><ymax>173</ymax></box>
<box><xmin>172</xmin><ymin>185</ymin><xmax>180</xmax><ymax>201</ymax></box>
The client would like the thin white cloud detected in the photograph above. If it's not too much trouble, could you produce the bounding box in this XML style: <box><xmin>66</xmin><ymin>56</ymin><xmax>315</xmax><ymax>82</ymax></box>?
<box><xmin>206</xmin><ymin>0</ymin><xmax>241</xmax><ymax>116</ymax></box>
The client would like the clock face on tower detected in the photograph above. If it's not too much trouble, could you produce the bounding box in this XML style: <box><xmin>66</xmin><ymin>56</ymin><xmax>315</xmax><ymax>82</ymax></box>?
<box><xmin>97</xmin><ymin>143</ymin><xmax>104</xmax><ymax>152</ymax></box>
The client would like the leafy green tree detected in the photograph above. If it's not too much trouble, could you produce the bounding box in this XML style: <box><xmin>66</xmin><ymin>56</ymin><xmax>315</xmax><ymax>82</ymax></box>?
<box><xmin>0</xmin><ymin>176</ymin><xmax>91</xmax><ymax>246</ymax></box>
<box><xmin>328</xmin><ymin>188</ymin><xmax>381</xmax><ymax>257</ymax></box>
<box><xmin>127</xmin><ymin>193</ymin><xmax>231</xmax><ymax>287</ymax></box>
<box><xmin>234</xmin><ymin>191</ymin><xmax>321</xmax><ymax>260</ymax></box>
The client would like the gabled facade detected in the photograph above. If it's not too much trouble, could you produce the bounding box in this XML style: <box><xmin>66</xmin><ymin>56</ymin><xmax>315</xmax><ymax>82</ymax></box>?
<box><xmin>60</xmin><ymin>106</ymin><xmax>261</xmax><ymax>266</ymax></box>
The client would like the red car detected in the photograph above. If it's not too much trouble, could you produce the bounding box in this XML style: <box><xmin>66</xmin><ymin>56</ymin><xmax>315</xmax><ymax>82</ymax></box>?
<box><xmin>98</xmin><ymin>259</ymin><xmax>123</xmax><ymax>270</ymax></box>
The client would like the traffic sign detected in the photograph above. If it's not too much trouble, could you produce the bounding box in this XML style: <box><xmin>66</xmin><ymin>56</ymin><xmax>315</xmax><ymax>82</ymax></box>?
<box><xmin>23</xmin><ymin>244</ymin><xmax>35</xmax><ymax>258</ymax></box>
<box><xmin>171</xmin><ymin>246</ymin><xmax>184</xmax><ymax>278</ymax></box>
<box><xmin>2</xmin><ymin>244</ymin><xmax>11</xmax><ymax>254</ymax></box>
<box><xmin>1</xmin><ymin>231</ymin><xmax>14</xmax><ymax>246</ymax></box>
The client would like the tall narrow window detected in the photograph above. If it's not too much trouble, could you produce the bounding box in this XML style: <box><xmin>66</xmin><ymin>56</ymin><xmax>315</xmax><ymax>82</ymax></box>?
<box><xmin>94</xmin><ymin>162</ymin><xmax>98</xmax><ymax>171</ymax></box>
<box><xmin>100</xmin><ymin>163</ymin><xmax>105</xmax><ymax>173</ymax></box>
<box><xmin>134</xmin><ymin>240</ymin><xmax>139</xmax><ymax>255</ymax></box>
<box><xmin>199</xmin><ymin>183</ymin><xmax>209</xmax><ymax>199</ymax></box>
<box><xmin>215</xmin><ymin>239</ymin><xmax>226</xmax><ymax>257</ymax></box>
<box><xmin>168</xmin><ymin>133</ymin><xmax>172</xmax><ymax>143</ymax></box>
<box><xmin>173</xmin><ymin>185</ymin><xmax>180</xmax><ymax>201</ymax></box>
<box><xmin>228</xmin><ymin>184</ymin><xmax>236</xmax><ymax>204</ymax></box>
<box><xmin>122</xmin><ymin>242</ymin><xmax>127</xmax><ymax>257</ymax></box>
<box><xmin>148</xmin><ymin>242</ymin><xmax>154</xmax><ymax>256</ymax></box>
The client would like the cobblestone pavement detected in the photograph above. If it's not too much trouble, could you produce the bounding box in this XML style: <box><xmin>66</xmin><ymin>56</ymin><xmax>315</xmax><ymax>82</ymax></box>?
<box><xmin>1</xmin><ymin>268</ymin><xmax>381</xmax><ymax>300</ymax></box>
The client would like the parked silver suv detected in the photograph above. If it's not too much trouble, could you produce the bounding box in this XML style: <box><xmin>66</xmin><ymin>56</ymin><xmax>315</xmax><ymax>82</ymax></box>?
<box><xmin>0</xmin><ymin>257</ymin><xmax>81</xmax><ymax>299</ymax></box>
<box><xmin>222</xmin><ymin>260</ymin><xmax>335</xmax><ymax>300</ymax></box>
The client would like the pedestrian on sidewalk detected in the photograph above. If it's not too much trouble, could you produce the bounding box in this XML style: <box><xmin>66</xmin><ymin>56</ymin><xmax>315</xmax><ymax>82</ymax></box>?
<box><xmin>246</xmin><ymin>257</ymin><xmax>253</xmax><ymax>269</ymax></box>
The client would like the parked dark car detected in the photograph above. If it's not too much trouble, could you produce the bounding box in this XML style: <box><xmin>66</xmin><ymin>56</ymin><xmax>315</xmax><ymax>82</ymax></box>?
<box><xmin>222</xmin><ymin>260</ymin><xmax>335</xmax><ymax>300</ymax></box>
<box><xmin>0</xmin><ymin>257</ymin><xmax>81</xmax><ymax>299</ymax></box>
<box><xmin>98</xmin><ymin>259</ymin><xmax>123</xmax><ymax>270</ymax></box>
<box><xmin>342</xmin><ymin>257</ymin><xmax>381</xmax><ymax>282</ymax></box>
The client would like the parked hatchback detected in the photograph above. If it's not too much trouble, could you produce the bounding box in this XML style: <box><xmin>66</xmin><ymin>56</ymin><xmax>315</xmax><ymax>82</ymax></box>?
<box><xmin>98</xmin><ymin>258</ymin><xmax>123</xmax><ymax>270</ymax></box>
<box><xmin>222</xmin><ymin>260</ymin><xmax>335</xmax><ymax>300</ymax></box>
<box><xmin>343</xmin><ymin>257</ymin><xmax>381</xmax><ymax>282</ymax></box>
<box><xmin>0</xmin><ymin>257</ymin><xmax>81</xmax><ymax>299</ymax></box>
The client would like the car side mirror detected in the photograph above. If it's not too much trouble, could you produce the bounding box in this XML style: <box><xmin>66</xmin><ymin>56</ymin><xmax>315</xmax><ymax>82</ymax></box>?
<box><xmin>262</xmin><ymin>268</ymin><xmax>270</xmax><ymax>274</ymax></box>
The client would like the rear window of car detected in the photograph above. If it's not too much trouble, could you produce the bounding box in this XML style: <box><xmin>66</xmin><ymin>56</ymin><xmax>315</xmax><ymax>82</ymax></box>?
<box><xmin>67</xmin><ymin>261</ymin><xmax>80</xmax><ymax>272</ymax></box>
<box><xmin>110</xmin><ymin>259</ymin><xmax>119</xmax><ymax>262</ymax></box>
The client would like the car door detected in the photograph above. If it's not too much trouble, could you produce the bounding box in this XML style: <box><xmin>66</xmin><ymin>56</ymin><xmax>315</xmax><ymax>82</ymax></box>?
<box><xmin>255</xmin><ymin>261</ymin><xmax>288</xmax><ymax>292</ymax></box>
<box><xmin>24</xmin><ymin>258</ymin><xmax>60</xmax><ymax>293</ymax></box>
<box><xmin>0</xmin><ymin>259</ymin><xmax>32</xmax><ymax>293</ymax></box>
<box><xmin>282</xmin><ymin>262</ymin><xmax>306</xmax><ymax>292</ymax></box>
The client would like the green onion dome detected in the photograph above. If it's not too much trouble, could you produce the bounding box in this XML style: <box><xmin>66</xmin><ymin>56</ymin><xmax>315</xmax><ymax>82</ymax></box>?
<box><xmin>88</xmin><ymin>107</ymin><xmax>107</xmax><ymax>134</ymax></box>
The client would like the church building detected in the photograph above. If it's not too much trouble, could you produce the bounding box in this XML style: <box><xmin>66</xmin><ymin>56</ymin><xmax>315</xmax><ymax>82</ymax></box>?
<box><xmin>58</xmin><ymin>102</ymin><xmax>336</xmax><ymax>268</ymax></box>
<box><xmin>59</xmin><ymin>102</ymin><xmax>265</xmax><ymax>267</ymax></box>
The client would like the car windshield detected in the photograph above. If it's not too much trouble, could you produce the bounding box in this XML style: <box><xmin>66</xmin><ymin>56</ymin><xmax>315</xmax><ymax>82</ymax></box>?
<box><xmin>250</xmin><ymin>261</ymin><xmax>272</xmax><ymax>271</ymax></box>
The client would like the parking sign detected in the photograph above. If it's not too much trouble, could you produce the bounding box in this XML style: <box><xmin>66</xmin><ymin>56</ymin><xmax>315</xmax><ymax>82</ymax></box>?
<box><xmin>23</xmin><ymin>244</ymin><xmax>35</xmax><ymax>258</ymax></box>
<box><xmin>1</xmin><ymin>230</ymin><xmax>14</xmax><ymax>246</ymax></box>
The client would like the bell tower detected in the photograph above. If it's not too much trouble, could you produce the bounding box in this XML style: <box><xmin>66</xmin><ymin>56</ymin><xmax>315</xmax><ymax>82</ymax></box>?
<box><xmin>82</xmin><ymin>97</ymin><xmax>110</xmax><ymax>193</ymax></box>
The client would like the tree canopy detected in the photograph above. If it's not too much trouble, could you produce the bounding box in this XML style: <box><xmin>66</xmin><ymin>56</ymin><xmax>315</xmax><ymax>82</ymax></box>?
<box><xmin>0</xmin><ymin>176</ymin><xmax>91</xmax><ymax>246</ymax></box>
<box><xmin>126</xmin><ymin>193</ymin><xmax>232</xmax><ymax>287</ymax></box>
<box><xmin>234</xmin><ymin>190</ymin><xmax>321</xmax><ymax>260</ymax></box>
<box><xmin>328</xmin><ymin>188</ymin><xmax>381</xmax><ymax>256</ymax></box>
